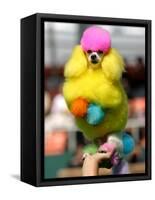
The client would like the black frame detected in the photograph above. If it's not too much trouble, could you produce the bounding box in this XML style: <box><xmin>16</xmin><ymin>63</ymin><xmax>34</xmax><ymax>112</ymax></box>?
<box><xmin>21</xmin><ymin>13</ymin><xmax>151</xmax><ymax>187</ymax></box>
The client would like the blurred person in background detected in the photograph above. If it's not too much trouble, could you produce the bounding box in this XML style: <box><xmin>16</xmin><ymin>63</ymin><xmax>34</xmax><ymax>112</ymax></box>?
<box><xmin>51</xmin><ymin>84</ymin><xmax>69</xmax><ymax>114</ymax></box>
<box><xmin>68</xmin><ymin>131</ymin><xmax>87</xmax><ymax>167</ymax></box>
<box><xmin>129</xmin><ymin>128</ymin><xmax>145</xmax><ymax>163</ymax></box>
<box><xmin>44</xmin><ymin>91</ymin><xmax>52</xmax><ymax>115</ymax></box>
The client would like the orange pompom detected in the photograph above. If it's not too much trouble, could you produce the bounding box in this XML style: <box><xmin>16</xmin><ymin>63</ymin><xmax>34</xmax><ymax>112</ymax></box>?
<box><xmin>71</xmin><ymin>97</ymin><xmax>88</xmax><ymax>117</ymax></box>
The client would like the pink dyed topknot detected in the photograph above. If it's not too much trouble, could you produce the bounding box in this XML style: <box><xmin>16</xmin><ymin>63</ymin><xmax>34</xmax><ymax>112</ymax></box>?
<box><xmin>80</xmin><ymin>26</ymin><xmax>111</xmax><ymax>54</ymax></box>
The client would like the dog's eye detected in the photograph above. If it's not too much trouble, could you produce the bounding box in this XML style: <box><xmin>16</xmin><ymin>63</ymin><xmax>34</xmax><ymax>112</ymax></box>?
<box><xmin>87</xmin><ymin>50</ymin><xmax>92</xmax><ymax>54</ymax></box>
<box><xmin>97</xmin><ymin>50</ymin><xmax>103</xmax><ymax>54</ymax></box>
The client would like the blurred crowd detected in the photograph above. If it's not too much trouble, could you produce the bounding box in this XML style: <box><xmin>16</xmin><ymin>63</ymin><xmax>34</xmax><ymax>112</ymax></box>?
<box><xmin>44</xmin><ymin>22</ymin><xmax>146</xmax><ymax>178</ymax></box>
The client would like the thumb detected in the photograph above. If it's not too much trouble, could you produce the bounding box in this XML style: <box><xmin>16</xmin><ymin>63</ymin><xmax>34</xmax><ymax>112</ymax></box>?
<box><xmin>95</xmin><ymin>152</ymin><xmax>112</xmax><ymax>161</ymax></box>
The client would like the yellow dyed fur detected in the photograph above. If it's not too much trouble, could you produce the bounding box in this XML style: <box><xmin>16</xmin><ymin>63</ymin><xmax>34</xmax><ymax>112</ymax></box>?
<box><xmin>63</xmin><ymin>45</ymin><xmax>128</xmax><ymax>141</ymax></box>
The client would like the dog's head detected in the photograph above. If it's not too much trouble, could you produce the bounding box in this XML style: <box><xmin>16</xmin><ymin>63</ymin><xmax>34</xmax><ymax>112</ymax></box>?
<box><xmin>80</xmin><ymin>26</ymin><xmax>111</xmax><ymax>68</ymax></box>
<box><xmin>85</xmin><ymin>49</ymin><xmax>104</xmax><ymax>68</ymax></box>
<box><xmin>64</xmin><ymin>26</ymin><xmax>124</xmax><ymax>82</ymax></box>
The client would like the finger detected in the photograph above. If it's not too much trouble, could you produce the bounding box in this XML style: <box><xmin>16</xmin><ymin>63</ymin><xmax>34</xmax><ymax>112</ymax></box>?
<box><xmin>82</xmin><ymin>153</ymin><xmax>90</xmax><ymax>160</ymax></box>
<box><xmin>95</xmin><ymin>152</ymin><xmax>112</xmax><ymax>160</ymax></box>
<box><xmin>98</xmin><ymin>149</ymin><xmax>107</xmax><ymax>153</ymax></box>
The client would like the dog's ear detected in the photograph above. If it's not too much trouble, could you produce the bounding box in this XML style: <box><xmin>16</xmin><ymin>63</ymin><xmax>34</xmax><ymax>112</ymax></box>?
<box><xmin>64</xmin><ymin>45</ymin><xmax>87</xmax><ymax>78</ymax></box>
<box><xmin>101</xmin><ymin>48</ymin><xmax>125</xmax><ymax>82</ymax></box>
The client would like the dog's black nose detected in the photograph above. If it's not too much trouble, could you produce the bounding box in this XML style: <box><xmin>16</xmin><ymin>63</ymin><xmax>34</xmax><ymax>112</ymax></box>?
<box><xmin>91</xmin><ymin>54</ymin><xmax>97</xmax><ymax>60</ymax></box>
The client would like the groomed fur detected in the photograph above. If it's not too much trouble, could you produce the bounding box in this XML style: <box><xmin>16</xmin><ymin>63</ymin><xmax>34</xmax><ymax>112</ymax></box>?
<box><xmin>63</xmin><ymin>45</ymin><xmax>128</xmax><ymax>140</ymax></box>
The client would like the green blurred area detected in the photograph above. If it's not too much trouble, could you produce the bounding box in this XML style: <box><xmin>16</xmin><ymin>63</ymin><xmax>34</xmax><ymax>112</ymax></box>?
<box><xmin>44</xmin><ymin>151</ymin><xmax>73</xmax><ymax>178</ymax></box>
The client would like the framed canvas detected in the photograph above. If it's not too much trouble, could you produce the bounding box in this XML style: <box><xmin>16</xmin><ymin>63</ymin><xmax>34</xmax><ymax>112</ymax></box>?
<box><xmin>21</xmin><ymin>13</ymin><xmax>151</xmax><ymax>187</ymax></box>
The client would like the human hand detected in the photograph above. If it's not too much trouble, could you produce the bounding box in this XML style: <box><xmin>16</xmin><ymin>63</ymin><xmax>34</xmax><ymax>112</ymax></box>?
<box><xmin>82</xmin><ymin>151</ymin><xmax>112</xmax><ymax>176</ymax></box>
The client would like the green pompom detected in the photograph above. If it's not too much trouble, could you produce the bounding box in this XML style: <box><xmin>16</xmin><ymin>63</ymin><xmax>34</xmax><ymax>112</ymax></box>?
<box><xmin>83</xmin><ymin>144</ymin><xmax>98</xmax><ymax>154</ymax></box>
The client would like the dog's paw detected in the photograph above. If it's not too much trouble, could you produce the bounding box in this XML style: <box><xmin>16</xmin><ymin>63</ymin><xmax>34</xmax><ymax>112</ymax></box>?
<box><xmin>99</xmin><ymin>142</ymin><xmax>116</xmax><ymax>154</ymax></box>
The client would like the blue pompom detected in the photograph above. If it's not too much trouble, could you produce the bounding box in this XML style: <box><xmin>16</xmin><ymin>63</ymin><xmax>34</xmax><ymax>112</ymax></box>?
<box><xmin>86</xmin><ymin>104</ymin><xmax>105</xmax><ymax>125</ymax></box>
<box><xmin>122</xmin><ymin>133</ymin><xmax>135</xmax><ymax>155</ymax></box>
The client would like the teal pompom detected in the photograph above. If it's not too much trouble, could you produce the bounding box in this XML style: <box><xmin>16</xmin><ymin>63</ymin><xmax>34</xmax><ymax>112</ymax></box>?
<box><xmin>86</xmin><ymin>104</ymin><xmax>105</xmax><ymax>125</ymax></box>
<box><xmin>122</xmin><ymin>133</ymin><xmax>135</xmax><ymax>155</ymax></box>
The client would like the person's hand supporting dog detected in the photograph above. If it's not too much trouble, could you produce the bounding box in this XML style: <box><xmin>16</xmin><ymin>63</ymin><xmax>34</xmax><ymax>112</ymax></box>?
<box><xmin>82</xmin><ymin>151</ymin><xmax>112</xmax><ymax>176</ymax></box>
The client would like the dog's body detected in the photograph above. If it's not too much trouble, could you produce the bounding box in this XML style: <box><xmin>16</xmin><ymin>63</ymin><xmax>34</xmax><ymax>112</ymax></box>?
<box><xmin>63</xmin><ymin>45</ymin><xmax>128</xmax><ymax>141</ymax></box>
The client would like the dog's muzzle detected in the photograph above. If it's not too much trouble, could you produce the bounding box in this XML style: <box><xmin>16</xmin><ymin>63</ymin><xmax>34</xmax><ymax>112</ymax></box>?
<box><xmin>89</xmin><ymin>52</ymin><xmax>100</xmax><ymax>64</ymax></box>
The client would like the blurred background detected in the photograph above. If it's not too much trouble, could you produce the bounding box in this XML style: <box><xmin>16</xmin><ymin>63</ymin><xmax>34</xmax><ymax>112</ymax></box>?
<box><xmin>44</xmin><ymin>22</ymin><xmax>145</xmax><ymax>179</ymax></box>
